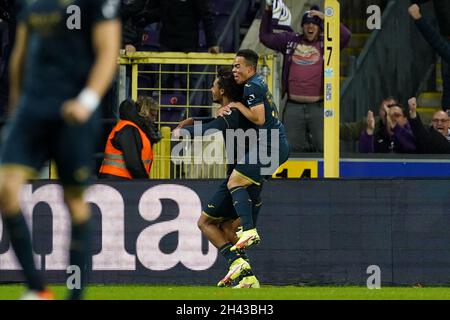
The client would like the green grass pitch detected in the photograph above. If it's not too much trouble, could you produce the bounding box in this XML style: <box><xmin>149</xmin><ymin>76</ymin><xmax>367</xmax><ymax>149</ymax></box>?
<box><xmin>1</xmin><ymin>284</ymin><xmax>450</xmax><ymax>300</ymax></box>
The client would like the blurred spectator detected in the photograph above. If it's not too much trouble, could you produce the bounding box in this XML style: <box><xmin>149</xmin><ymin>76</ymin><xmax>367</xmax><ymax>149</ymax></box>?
<box><xmin>412</xmin><ymin>1</ymin><xmax>450</xmax><ymax>38</ymax></box>
<box><xmin>259</xmin><ymin>2</ymin><xmax>351</xmax><ymax>152</ymax></box>
<box><xmin>408</xmin><ymin>97</ymin><xmax>450</xmax><ymax>153</ymax></box>
<box><xmin>409</xmin><ymin>4</ymin><xmax>450</xmax><ymax>111</ymax></box>
<box><xmin>120</xmin><ymin>0</ymin><xmax>152</xmax><ymax>53</ymax></box>
<box><xmin>340</xmin><ymin>96</ymin><xmax>397</xmax><ymax>142</ymax></box>
<box><xmin>0</xmin><ymin>0</ymin><xmax>15</xmax><ymax>117</ymax></box>
<box><xmin>359</xmin><ymin>103</ymin><xmax>416</xmax><ymax>153</ymax></box>
<box><xmin>142</xmin><ymin>0</ymin><xmax>220</xmax><ymax>120</ymax></box>
<box><xmin>99</xmin><ymin>96</ymin><xmax>161</xmax><ymax>179</ymax></box>
<box><xmin>145</xmin><ymin>0</ymin><xmax>219</xmax><ymax>53</ymax></box>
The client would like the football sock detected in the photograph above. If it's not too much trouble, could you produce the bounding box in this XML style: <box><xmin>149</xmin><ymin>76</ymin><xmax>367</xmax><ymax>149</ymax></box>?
<box><xmin>236</xmin><ymin>249</ymin><xmax>250</xmax><ymax>262</ymax></box>
<box><xmin>3</xmin><ymin>213</ymin><xmax>45</xmax><ymax>291</ymax></box>
<box><xmin>68</xmin><ymin>219</ymin><xmax>91</xmax><ymax>300</ymax></box>
<box><xmin>219</xmin><ymin>243</ymin><xmax>240</xmax><ymax>266</ymax></box>
<box><xmin>229</xmin><ymin>187</ymin><xmax>254</xmax><ymax>230</ymax></box>
<box><xmin>247</xmin><ymin>184</ymin><xmax>262</xmax><ymax>226</ymax></box>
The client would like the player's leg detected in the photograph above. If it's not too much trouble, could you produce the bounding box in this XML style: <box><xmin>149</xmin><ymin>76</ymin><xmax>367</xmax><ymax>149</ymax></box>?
<box><xmin>247</xmin><ymin>183</ymin><xmax>263</xmax><ymax>227</ymax></box>
<box><xmin>55</xmin><ymin>114</ymin><xmax>99</xmax><ymax>300</ymax></box>
<box><xmin>0</xmin><ymin>111</ymin><xmax>53</xmax><ymax>299</ymax></box>
<box><xmin>201</xmin><ymin>181</ymin><xmax>254</xmax><ymax>287</ymax></box>
<box><xmin>219</xmin><ymin>218</ymin><xmax>259</xmax><ymax>288</ymax></box>
<box><xmin>0</xmin><ymin>167</ymin><xmax>53</xmax><ymax>297</ymax></box>
<box><xmin>200</xmin><ymin>214</ymin><xmax>252</xmax><ymax>287</ymax></box>
<box><xmin>227</xmin><ymin>169</ymin><xmax>261</xmax><ymax>251</ymax></box>
<box><xmin>220</xmin><ymin>218</ymin><xmax>239</xmax><ymax>244</ymax></box>
<box><xmin>62</xmin><ymin>187</ymin><xmax>91</xmax><ymax>300</ymax></box>
<box><xmin>198</xmin><ymin>213</ymin><xmax>244</xmax><ymax>275</ymax></box>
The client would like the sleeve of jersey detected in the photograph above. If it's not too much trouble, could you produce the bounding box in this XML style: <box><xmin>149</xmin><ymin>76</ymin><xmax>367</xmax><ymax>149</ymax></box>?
<box><xmin>91</xmin><ymin>0</ymin><xmax>120</xmax><ymax>23</ymax></box>
<box><xmin>243</xmin><ymin>83</ymin><xmax>265</xmax><ymax>108</ymax></box>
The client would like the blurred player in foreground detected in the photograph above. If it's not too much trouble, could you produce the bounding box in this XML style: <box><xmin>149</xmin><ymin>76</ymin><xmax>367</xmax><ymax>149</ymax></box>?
<box><xmin>0</xmin><ymin>0</ymin><xmax>121</xmax><ymax>299</ymax></box>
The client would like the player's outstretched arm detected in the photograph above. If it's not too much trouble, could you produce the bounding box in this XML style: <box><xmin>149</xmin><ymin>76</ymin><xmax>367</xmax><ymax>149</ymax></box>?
<box><xmin>8</xmin><ymin>23</ymin><xmax>28</xmax><ymax>114</ymax></box>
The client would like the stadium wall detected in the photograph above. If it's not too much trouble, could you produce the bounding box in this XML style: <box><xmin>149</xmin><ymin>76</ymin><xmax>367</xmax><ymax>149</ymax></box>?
<box><xmin>1</xmin><ymin>179</ymin><xmax>450</xmax><ymax>286</ymax></box>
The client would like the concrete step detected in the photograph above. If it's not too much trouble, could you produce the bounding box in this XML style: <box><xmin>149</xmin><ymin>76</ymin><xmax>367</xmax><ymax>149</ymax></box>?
<box><xmin>437</xmin><ymin>78</ymin><xmax>443</xmax><ymax>92</ymax></box>
<box><xmin>436</xmin><ymin>63</ymin><xmax>442</xmax><ymax>81</ymax></box>
<box><xmin>342</xmin><ymin>47</ymin><xmax>363</xmax><ymax>57</ymax></box>
<box><xmin>347</xmin><ymin>33</ymin><xmax>370</xmax><ymax>48</ymax></box>
<box><xmin>417</xmin><ymin>92</ymin><xmax>443</xmax><ymax>108</ymax></box>
<box><xmin>342</xmin><ymin>18</ymin><xmax>367</xmax><ymax>33</ymax></box>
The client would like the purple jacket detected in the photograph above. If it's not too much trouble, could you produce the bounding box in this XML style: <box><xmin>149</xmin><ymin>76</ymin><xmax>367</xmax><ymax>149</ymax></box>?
<box><xmin>359</xmin><ymin>123</ymin><xmax>417</xmax><ymax>153</ymax></box>
<box><xmin>259</xmin><ymin>9</ymin><xmax>352</xmax><ymax>97</ymax></box>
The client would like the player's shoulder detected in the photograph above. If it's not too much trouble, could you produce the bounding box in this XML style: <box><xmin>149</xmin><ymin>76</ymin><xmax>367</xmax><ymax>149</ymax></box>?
<box><xmin>244</xmin><ymin>75</ymin><xmax>266</xmax><ymax>95</ymax></box>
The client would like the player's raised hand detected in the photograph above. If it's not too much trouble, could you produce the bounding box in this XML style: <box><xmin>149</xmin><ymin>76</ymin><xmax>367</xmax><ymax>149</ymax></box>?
<box><xmin>61</xmin><ymin>99</ymin><xmax>93</xmax><ymax>125</ymax></box>
<box><xmin>408</xmin><ymin>4</ymin><xmax>422</xmax><ymax>20</ymax></box>
<box><xmin>408</xmin><ymin>97</ymin><xmax>418</xmax><ymax>119</ymax></box>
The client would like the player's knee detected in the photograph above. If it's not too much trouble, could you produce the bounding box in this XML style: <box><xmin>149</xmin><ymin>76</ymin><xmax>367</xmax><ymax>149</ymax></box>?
<box><xmin>197</xmin><ymin>217</ymin><xmax>205</xmax><ymax>231</ymax></box>
<box><xmin>0</xmin><ymin>174</ymin><xmax>25</xmax><ymax>215</ymax></box>
<box><xmin>197</xmin><ymin>214</ymin><xmax>209</xmax><ymax>231</ymax></box>
<box><xmin>198</xmin><ymin>214</ymin><xmax>217</xmax><ymax>232</ymax></box>
<box><xmin>227</xmin><ymin>177</ymin><xmax>239</xmax><ymax>190</ymax></box>
<box><xmin>227</xmin><ymin>172</ymin><xmax>251</xmax><ymax>190</ymax></box>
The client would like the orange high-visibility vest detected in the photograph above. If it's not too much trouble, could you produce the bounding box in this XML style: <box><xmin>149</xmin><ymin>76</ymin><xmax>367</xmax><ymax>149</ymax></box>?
<box><xmin>99</xmin><ymin>120</ymin><xmax>153</xmax><ymax>179</ymax></box>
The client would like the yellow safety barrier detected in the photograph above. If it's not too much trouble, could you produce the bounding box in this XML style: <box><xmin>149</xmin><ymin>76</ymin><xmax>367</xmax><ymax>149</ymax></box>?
<box><xmin>272</xmin><ymin>160</ymin><xmax>319</xmax><ymax>179</ymax></box>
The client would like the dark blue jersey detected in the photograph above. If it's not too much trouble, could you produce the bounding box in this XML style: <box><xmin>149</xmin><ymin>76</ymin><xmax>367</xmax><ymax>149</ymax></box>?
<box><xmin>17</xmin><ymin>0</ymin><xmax>118</xmax><ymax>109</ymax></box>
<box><xmin>243</xmin><ymin>74</ymin><xmax>288</xmax><ymax>149</ymax></box>
<box><xmin>243</xmin><ymin>74</ymin><xmax>284</xmax><ymax>133</ymax></box>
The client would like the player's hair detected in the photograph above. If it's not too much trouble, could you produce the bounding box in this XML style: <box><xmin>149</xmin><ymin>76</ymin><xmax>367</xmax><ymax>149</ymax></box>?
<box><xmin>236</xmin><ymin>49</ymin><xmax>259</xmax><ymax>70</ymax></box>
<box><xmin>136</xmin><ymin>96</ymin><xmax>159</xmax><ymax>120</ymax></box>
<box><xmin>217</xmin><ymin>66</ymin><xmax>243</xmax><ymax>102</ymax></box>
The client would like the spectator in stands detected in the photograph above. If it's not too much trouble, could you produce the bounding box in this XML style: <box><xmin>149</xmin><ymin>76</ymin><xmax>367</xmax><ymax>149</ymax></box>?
<box><xmin>409</xmin><ymin>3</ymin><xmax>450</xmax><ymax>111</ymax></box>
<box><xmin>120</xmin><ymin>0</ymin><xmax>151</xmax><ymax>53</ymax></box>
<box><xmin>99</xmin><ymin>96</ymin><xmax>161</xmax><ymax>179</ymax></box>
<box><xmin>142</xmin><ymin>0</ymin><xmax>219</xmax><ymax>119</ymax></box>
<box><xmin>0</xmin><ymin>0</ymin><xmax>15</xmax><ymax>117</ymax></box>
<box><xmin>145</xmin><ymin>0</ymin><xmax>219</xmax><ymax>53</ymax></box>
<box><xmin>259</xmin><ymin>1</ymin><xmax>351</xmax><ymax>152</ymax></box>
<box><xmin>408</xmin><ymin>97</ymin><xmax>450</xmax><ymax>153</ymax></box>
<box><xmin>340</xmin><ymin>96</ymin><xmax>397</xmax><ymax>142</ymax></box>
<box><xmin>359</xmin><ymin>103</ymin><xmax>417</xmax><ymax>153</ymax></box>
